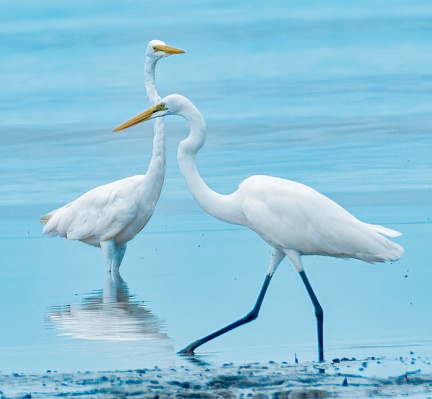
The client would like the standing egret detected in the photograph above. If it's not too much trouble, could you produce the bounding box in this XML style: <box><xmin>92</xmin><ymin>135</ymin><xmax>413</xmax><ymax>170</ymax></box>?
<box><xmin>40</xmin><ymin>41</ymin><xmax>184</xmax><ymax>273</ymax></box>
<box><xmin>114</xmin><ymin>94</ymin><xmax>404</xmax><ymax>361</ymax></box>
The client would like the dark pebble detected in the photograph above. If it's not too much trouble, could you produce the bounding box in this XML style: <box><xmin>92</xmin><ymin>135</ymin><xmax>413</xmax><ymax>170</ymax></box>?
<box><xmin>342</xmin><ymin>377</ymin><xmax>348</xmax><ymax>387</ymax></box>
<box><xmin>181</xmin><ymin>382</ymin><xmax>191</xmax><ymax>389</ymax></box>
<box><xmin>341</xmin><ymin>357</ymin><xmax>350</xmax><ymax>362</ymax></box>
<box><xmin>332</xmin><ymin>358</ymin><xmax>341</xmax><ymax>363</ymax></box>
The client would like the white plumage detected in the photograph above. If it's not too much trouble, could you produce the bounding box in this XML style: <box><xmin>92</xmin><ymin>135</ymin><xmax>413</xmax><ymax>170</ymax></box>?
<box><xmin>40</xmin><ymin>41</ymin><xmax>184</xmax><ymax>272</ymax></box>
<box><xmin>114</xmin><ymin>94</ymin><xmax>403</xmax><ymax>361</ymax></box>
<box><xmin>41</xmin><ymin>175</ymin><xmax>154</xmax><ymax>245</ymax></box>
<box><xmin>238</xmin><ymin>175</ymin><xmax>402</xmax><ymax>265</ymax></box>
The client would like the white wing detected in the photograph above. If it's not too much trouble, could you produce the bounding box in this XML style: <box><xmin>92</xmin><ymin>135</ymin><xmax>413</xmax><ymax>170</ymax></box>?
<box><xmin>41</xmin><ymin>176</ymin><xmax>144</xmax><ymax>246</ymax></box>
<box><xmin>239</xmin><ymin>175</ymin><xmax>403</xmax><ymax>263</ymax></box>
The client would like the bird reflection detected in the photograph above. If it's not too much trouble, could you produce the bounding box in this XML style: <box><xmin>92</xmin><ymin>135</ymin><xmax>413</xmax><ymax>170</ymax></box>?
<box><xmin>46</xmin><ymin>271</ymin><xmax>170</xmax><ymax>343</ymax></box>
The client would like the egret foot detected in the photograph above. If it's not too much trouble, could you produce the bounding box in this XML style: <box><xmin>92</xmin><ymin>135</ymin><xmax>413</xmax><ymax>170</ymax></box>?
<box><xmin>178</xmin><ymin>346</ymin><xmax>196</xmax><ymax>356</ymax></box>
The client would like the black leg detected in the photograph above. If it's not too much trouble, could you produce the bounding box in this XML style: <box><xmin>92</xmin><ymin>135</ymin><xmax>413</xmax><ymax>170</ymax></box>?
<box><xmin>299</xmin><ymin>270</ymin><xmax>324</xmax><ymax>362</ymax></box>
<box><xmin>179</xmin><ymin>274</ymin><xmax>273</xmax><ymax>355</ymax></box>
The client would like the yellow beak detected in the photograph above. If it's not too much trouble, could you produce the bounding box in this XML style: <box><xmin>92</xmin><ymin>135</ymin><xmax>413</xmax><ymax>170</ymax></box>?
<box><xmin>153</xmin><ymin>44</ymin><xmax>185</xmax><ymax>55</ymax></box>
<box><xmin>114</xmin><ymin>104</ymin><xmax>159</xmax><ymax>132</ymax></box>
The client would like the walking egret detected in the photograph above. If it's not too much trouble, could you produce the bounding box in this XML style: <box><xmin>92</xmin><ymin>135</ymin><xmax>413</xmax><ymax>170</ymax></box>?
<box><xmin>40</xmin><ymin>41</ymin><xmax>184</xmax><ymax>273</ymax></box>
<box><xmin>114</xmin><ymin>94</ymin><xmax>404</xmax><ymax>361</ymax></box>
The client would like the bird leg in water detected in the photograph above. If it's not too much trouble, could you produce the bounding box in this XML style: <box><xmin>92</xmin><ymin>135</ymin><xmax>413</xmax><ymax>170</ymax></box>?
<box><xmin>179</xmin><ymin>273</ymin><xmax>273</xmax><ymax>355</ymax></box>
<box><xmin>298</xmin><ymin>270</ymin><xmax>324</xmax><ymax>362</ymax></box>
<box><xmin>100</xmin><ymin>240</ymin><xmax>127</xmax><ymax>274</ymax></box>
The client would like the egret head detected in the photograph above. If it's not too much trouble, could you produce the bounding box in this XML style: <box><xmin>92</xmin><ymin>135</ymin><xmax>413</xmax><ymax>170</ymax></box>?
<box><xmin>114</xmin><ymin>95</ymin><xmax>191</xmax><ymax>133</ymax></box>
<box><xmin>146</xmin><ymin>40</ymin><xmax>185</xmax><ymax>60</ymax></box>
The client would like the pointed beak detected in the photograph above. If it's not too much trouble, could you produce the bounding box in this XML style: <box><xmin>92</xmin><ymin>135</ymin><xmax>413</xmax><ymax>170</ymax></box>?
<box><xmin>154</xmin><ymin>44</ymin><xmax>185</xmax><ymax>55</ymax></box>
<box><xmin>114</xmin><ymin>105</ymin><xmax>158</xmax><ymax>132</ymax></box>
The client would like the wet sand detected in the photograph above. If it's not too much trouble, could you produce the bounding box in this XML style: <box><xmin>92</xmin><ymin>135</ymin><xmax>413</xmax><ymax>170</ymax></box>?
<box><xmin>1</xmin><ymin>356</ymin><xmax>432</xmax><ymax>398</ymax></box>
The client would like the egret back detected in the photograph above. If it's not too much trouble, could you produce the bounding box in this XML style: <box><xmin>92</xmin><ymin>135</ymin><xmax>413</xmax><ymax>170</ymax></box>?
<box><xmin>238</xmin><ymin>175</ymin><xmax>403</xmax><ymax>264</ymax></box>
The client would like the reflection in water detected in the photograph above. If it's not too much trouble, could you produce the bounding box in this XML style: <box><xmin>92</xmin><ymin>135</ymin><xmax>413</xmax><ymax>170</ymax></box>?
<box><xmin>46</xmin><ymin>271</ymin><xmax>170</xmax><ymax>342</ymax></box>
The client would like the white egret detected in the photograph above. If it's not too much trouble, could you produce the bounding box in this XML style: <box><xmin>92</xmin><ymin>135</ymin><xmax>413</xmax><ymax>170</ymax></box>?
<box><xmin>114</xmin><ymin>94</ymin><xmax>404</xmax><ymax>361</ymax></box>
<box><xmin>40</xmin><ymin>41</ymin><xmax>184</xmax><ymax>273</ymax></box>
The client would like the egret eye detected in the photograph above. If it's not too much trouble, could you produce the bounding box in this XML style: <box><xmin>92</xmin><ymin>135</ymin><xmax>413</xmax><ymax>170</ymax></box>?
<box><xmin>152</xmin><ymin>103</ymin><xmax>165</xmax><ymax>114</ymax></box>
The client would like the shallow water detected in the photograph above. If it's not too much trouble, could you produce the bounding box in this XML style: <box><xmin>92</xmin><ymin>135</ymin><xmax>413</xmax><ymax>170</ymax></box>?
<box><xmin>0</xmin><ymin>0</ymin><xmax>431</xmax><ymax>375</ymax></box>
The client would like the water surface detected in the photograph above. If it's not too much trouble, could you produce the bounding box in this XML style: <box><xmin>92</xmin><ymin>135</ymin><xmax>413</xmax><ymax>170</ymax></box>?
<box><xmin>0</xmin><ymin>0</ymin><xmax>431</xmax><ymax>373</ymax></box>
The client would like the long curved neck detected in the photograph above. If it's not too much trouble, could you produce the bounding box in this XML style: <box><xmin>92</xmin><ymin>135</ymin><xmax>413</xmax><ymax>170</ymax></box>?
<box><xmin>144</xmin><ymin>55</ymin><xmax>165</xmax><ymax>184</ymax></box>
<box><xmin>177</xmin><ymin>102</ymin><xmax>243</xmax><ymax>225</ymax></box>
<box><xmin>144</xmin><ymin>56</ymin><xmax>160</xmax><ymax>104</ymax></box>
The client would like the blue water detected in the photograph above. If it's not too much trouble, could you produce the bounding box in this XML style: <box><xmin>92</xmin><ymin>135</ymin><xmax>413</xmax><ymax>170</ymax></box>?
<box><xmin>0</xmin><ymin>1</ymin><xmax>431</xmax><ymax>373</ymax></box>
